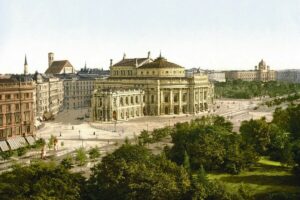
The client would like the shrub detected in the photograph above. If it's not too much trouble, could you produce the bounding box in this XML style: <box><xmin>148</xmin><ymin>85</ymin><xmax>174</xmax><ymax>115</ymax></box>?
<box><xmin>88</xmin><ymin>146</ymin><xmax>101</xmax><ymax>160</ymax></box>
<box><xmin>75</xmin><ymin>147</ymin><xmax>87</xmax><ymax>166</ymax></box>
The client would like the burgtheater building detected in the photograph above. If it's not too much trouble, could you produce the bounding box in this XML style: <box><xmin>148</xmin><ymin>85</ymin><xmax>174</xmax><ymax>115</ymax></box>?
<box><xmin>92</xmin><ymin>53</ymin><xmax>214</xmax><ymax>122</ymax></box>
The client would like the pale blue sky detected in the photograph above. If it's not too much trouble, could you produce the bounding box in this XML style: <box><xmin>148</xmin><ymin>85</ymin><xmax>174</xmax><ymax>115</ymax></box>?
<box><xmin>1</xmin><ymin>0</ymin><xmax>300</xmax><ymax>73</ymax></box>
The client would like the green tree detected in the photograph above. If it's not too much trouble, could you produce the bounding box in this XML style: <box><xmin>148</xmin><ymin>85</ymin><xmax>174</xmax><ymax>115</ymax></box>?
<box><xmin>0</xmin><ymin>150</ymin><xmax>14</xmax><ymax>160</ymax></box>
<box><xmin>151</xmin><ymin>127</ymin><xmax>171</xmax><ymax>142</ymax></box>
<box><xmin>169</xmin><ymin>116</ymin><xmax>257</xmax><ymax>174</ymax></box>
<box><xmin>87</xmin><ymin>144</ymin><xmax>190</xmax><ymax>200</ymax></box>
<box><xmin>183</xmin><ymin>150</ymin><xmax>191</xmax><ymax>172</ymax></box>
<box><xmin>240</xmin><ymin>118</ymin><xmax>272</xmax><ymax>155</ymax></box>
<box><xmin>32</xmin><ymin>138</ymin><xmax>46</xmax><ymax>149</ymax></box>
<box><xmin>88</xmin><ymin>146</ymin><xmax>101</xmax><ymax>160</ymax></box>
<box><xmin>75</xmin><ymin>147</ymin><xmax>87</xmax><ymax>166</ymax></box>
<box><xmin>61</xmin><ymin>155</ymin><xmax>74</xmax><ymax>169</ymax></box>
<box><xmin>48</xmin><ymin>135</ymin><xmax>57</xmax><ymax>150</ymax></box>
<box><xmin>0</xmin><ymin>161</ymin><xmax>85</xmax><ymax>200</ymax></box>
<box><xmin>137</xmin><ymin>130</ymin><xmax>152</xmax><ymax>145</ymax></box>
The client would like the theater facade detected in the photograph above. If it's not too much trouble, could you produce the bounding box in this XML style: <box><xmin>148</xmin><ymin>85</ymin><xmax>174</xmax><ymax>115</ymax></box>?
<box><xmin>92</xmin><ymin>54</ymin><xmax>214</xmax><ymax>122</ymax></box>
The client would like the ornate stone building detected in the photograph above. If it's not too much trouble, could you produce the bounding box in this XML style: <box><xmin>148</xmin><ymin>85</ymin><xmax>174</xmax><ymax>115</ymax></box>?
<box><xmin>33</xmin><ymin>73</ymin><xmax>64</xmax><ymax>118</ymax></box>
<box><xmin>92</xmin><ymin>53</ymin><xmax>214</xmax><ymax>122</ymax></box>
<box><xmin>225</xmin><ymin>60</ymin><xmax>277</xmax><ymax>82</ymax></box>
<box><xmin>0</xmin><ymin>75</ymin><xmax>36</xmax><ymax>151</ymax></box>
<box><xmin>57</xmin><ymin>74</ymin><xmax>96</xmax><ymax>109</ymax></box>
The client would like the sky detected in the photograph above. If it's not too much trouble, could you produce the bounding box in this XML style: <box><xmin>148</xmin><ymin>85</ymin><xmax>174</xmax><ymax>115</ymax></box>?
<box><xmin>1</xmin><ymin>0</ymin><xmax>300</xmax><ymax>74</ymax></box>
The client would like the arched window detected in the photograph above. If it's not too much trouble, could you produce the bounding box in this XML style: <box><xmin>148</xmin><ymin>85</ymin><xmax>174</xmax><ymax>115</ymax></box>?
<box><xmin>164</xmin><ymin>95</ymin><xmax>169</xmax><ymax>103</ymax></box>
<box><xmin>136</xmin><ymin>96</ymin><xmax>139</xmax><ymax>103</ymax></box>
<box><xmin>131</xmin><ymin>110</ymin><xmax>134</xmax><ymax>117</ymax></box>
<box><xmin>151</xmin><ymin>95</ymin><xmax>155</xmax><ymax>103</ymax></box>
<box><xmin>125</xmin><ymin>97</ymin><xmax>128</xmax><ymax>105</ymax></box>
<box><xmin>131</xmin><ymin>96</ymin><xmax>134</xmax><ymax>104</ymax></box>
<box><xmin>174</xmin><ymin>94</ymin><xmax>178</xmax><ymax>102</ymax></box>
<box><xmin>120</xmin><ymin>97</ymin><xmax>123</xmax><ymax>106</ymax></box>
<box><xmin>182</xmin><ymin>94</ymin><xmax>186</xmax><ymax>102</ymax></box>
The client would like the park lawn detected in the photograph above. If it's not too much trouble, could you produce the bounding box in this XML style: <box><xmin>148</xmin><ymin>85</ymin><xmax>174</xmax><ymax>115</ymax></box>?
<box><xmin>208</xmin><ymin>157</ymin><xmax>300</xmax><ymax>197</ymax></box>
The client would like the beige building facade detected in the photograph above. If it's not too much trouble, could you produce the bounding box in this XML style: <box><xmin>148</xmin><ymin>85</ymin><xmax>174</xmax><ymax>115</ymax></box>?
<box><xmin>277</xmin><ymin>69</ymin><xmax>300</xmax><ymax>83</ymax></box>
<box><xmin>61</xmin><ymin>75</ymin><xmax>96</xmax><ymax>109</ymax></box>
<box><xmin>225</xmin><ymin>60</ymin><xmax>276</xmax><ymax>82</ymax></box>
<box><xmin>92</xmin><ymin>54</ymin><xmax>214</xmax><ymax>122</ymax></box>
<box><xmin>34</xmin><ymin>73</ymin><xmax>64</xmax><ymax>118</ymax></box>
<box><xmin>0</xmin><ymin>76</ymin><xmax>36</xmax><ymax>151</ymax></box>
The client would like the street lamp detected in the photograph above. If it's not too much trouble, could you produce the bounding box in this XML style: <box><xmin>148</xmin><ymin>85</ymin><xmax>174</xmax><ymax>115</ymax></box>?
<box><xmin>114</xmin><ymin>120</ymin><xmax>117</xmax><ymax>132</ymax></box>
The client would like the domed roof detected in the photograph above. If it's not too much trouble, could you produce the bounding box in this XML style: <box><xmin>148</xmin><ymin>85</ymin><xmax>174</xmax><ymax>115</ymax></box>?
<box><xmin>138</xmin><ymin>56</ymin><xmax>183</xmax><ymax>69</ymax></box>
<box><xmin>259</xmin><ymin>59</ymin><xmax>266</xmax><ymax>67</ymax></box>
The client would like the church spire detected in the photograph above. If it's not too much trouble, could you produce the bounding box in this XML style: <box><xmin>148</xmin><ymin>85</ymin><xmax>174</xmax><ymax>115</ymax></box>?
<box><xmin>24</xmin><ymin>54</ymin><xmax>28</xmax><ymax>75</ymax></box>
<box><xmin>24</xmin><ymin>54</ymin><xmax>28</xmax><ymax>65</ymax></box>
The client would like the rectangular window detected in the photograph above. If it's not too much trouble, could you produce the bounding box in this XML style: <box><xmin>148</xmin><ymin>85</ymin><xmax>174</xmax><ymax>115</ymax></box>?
<box><xmin>27</xmin><ymin>126</ymin><xmax>31</xmax><ymax>133</ymax></box>
<box><xmin>15</xmin><ymin>104</ymin><xmax>20</xmax><ymax>111</ymax></box>
<box><xmin>16</xmin><ymin>127</ymin><xmax>20</xmax><ymax>135</ymax></box>
<box><xmin>6</xmin><ymin>114</ymin><xmax>11</xmax><ymax>125</ymax></box>
<box><xmin>0</xmin><ymin>115</ymin><xmax>3</xmax><ymax>126</ymax></box>
<box><xmin>15</xmin><ymin>113</ymin><xmax>20</xmax><ymax>123</ymax></box>
<box><xmin>6</xmin><ymin>105</ymin><xmax>11</xmax><ymax>112</ymax></box>
<box><xmin>6</xmin><ymin>128</ymin><xmax>12</xmax><ymax>137</ymax></box>
<box><xmin>24</xmin><ymin>111</ymin><xmax>30</xmax><ymax>121</ymax></box>
<box><xmin>0</xmin><ymin>130</ymin><xmax>4</xmax><ymax>138</ymax></box>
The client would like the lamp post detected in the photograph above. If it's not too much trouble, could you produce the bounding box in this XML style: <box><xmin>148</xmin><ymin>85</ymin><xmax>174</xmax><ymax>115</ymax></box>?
<box><xmin>114</xmin><ymin>120</ymin><xmax>117</xmax><ymax>132</ymax></box>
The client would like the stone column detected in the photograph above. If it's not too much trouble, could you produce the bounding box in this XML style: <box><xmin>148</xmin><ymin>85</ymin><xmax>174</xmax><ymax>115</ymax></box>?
<box><xmin>198</xmin><ymin>88</ymin><xmax>201</xmax><ymax>113</ymax></box>
<box><xmin>188</xmin><ymin>87</ymin><xmax>194</xmax><ymax>114</ymax></box>
<box><xmin>160</xmin><ymin>90</ymin><xmax>164</xmax><ymax>114</ymax></box>
<box><xmin>202</xmin><ymin>88</ymin><xmax>205</xmax><ymax>111</ymax></box>
<box><xmin>156</xmin><ymin>81</ymin><xmax>160</xmax><ymax>115</ymax></box>
<box><xmin>179</xmin><ymin>89</ymin><xmax>182</xmax><ymax>114</ymax></box>
<box><xmin>170</xmin><ymin>89</ymin><xmax>174</xmax><ymax>114</ymax></box>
